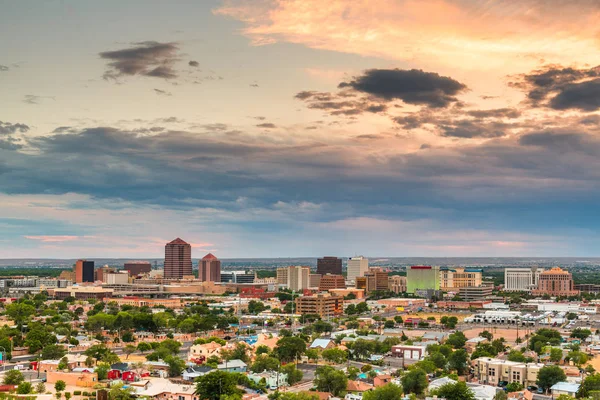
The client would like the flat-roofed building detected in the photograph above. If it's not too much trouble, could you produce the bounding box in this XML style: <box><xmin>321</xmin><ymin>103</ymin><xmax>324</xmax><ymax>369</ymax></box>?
<box><xmin>357</xmin><ymin>267</ymin><xmax>389</xmax><ymax>294</ymax></box>
<box><xmin>407</xmin><ymin>265</ymin><xmax>440</xmax><ymax>293</ymax></box>
<box><xmin>75</xmin><ymin>260</ymin><xmax>95</xmax><ymax>283</ymax></box>
<box><xmin>532</xmin><ymin>267</ymin><xmax>578</xmax><ymax>296</ymax></box>
<box><xmin>53</xmin><ymin>286</ymin><xmax>113</xmax><ymax>300</ymax></box>
<box><xmin>473</xmin><ymin>357</ymin><xmax>545</xmax><ymax>387</ymax></box>
<box><xmin>459</xmin><ymin>285</ymin><xmax>493</xmax><ymax>301</ymax></box>
<box><xmin>440</xmin><ymin>267</ymin><xmax>482</xmax><ymax>290</ymax></box>
<box><xmin>276</xmin><ymin>267</ymin><xmax>288</xmax><ymax>286</ymax></box>
<box><xmin>504</xmin><ymin>267</ymin><xmax>543</xmax><ymax>292</ymax></box>
<box><xmin>295</xmin><ymin>293</ymin><xmax>343</xmax><ymax>318</ymax></box>
<box><xmin>347</xmin><ymin>256</ymin><xmax>368</xmax><ymax>283</ymax></box>
<box><xmin>388</xmin><ymin>275</ymin><xmax>407</xmax><ymax>293</ymax></box>
<box><xmin>309</xmin><ymin>273</ymin><xmax>321</xmax><ymax>288</ymax></box>
<box><xmin>124</xmin><ymin>261</ymin><xmax>152</xmax><ymax>276</ymax></box>
<box><xmin>317</xmin><ymin>257</ymin><xmax>342</xmax><ymax>275</ymax></box>
<box><xmin>318</xmin><ymin>274</ymin><xmax>346</xmax><ymax>291</ymax></box>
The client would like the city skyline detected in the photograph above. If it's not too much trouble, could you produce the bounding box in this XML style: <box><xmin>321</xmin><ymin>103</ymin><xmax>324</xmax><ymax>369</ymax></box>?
<box><xmin>3</xmin><ymin>1</ymin><xmax>600</xmax><ymax>258</ymax></box>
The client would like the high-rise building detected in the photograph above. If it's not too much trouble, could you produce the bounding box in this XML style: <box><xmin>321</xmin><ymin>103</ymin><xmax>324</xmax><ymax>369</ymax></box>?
<box><xmin>276</xmin><ymin>267</ymin><xmax>289</xmax><ymax>286</ymax></box>
<box><xmin>317</xmin><ymin>257</ymin><xmax>342</xmax><ymax>275</ymax></box>
<box><xmin>288</xmin><ymin>266</ymin><xmax>310</xmax><ymax>291</ymax></box>
<box><xmin>459</xmin><ymin>285</ymin><xmax>493</xmax><ymax>301</ymax></box>
<box><xmin>318</xmin><ymin>274</ymin><xmax>346</xmax><ymax>291</ymax></box>
<box><xmin>200</xmin><ymin>253</ymin><xmax>221</xmax><ymax>282</ymax></box>
<box><xmin>388</xmin><ymin>275</ymin><xmax>407</xmax><ymax>293</ymax></box>
<box><xmin>532</xmin><ymin>267</ymin><xmax>578</xmax><ymax>296</ymax></box>
<box><xmin>358</xmin><ymin>267</ymin><xmax>389</xmax><ymax>294</ymax></box>
<box><xmin>347</xmin><ymin>256</ymin><xmax>369</xmax><ymax>282</ymax></box>
<box><xmin>504</xmin><ymin>267</ymin><xmax>544</xmax><ymax>292</ymax></box>
<box><xmin>406</xmin><ymin>265</ymin><xmax>440</xmax><ymax>293</ymax></box>
<box><xmin>75</xmin><ymin>260</ymin><xmax>95</xmax><ymax>283</ymax></box>
<box><xmin>440</xmin><ymin>267</ymin><xmax>483</xmax><ymax>290</ymax></box>
<box><xmin>164</xmin><ymin>238</ymin><xmax>192</xmax><ymax>279</ymax></box>
<box><xmin>295</xmin><ymin>293</ymin><xmax>344</xmax><ymax>318</ymax></box>
<box><xmin>124</xmin><ymin>261</ymin><xmax>152</xmax><ymax>276</ymax></box>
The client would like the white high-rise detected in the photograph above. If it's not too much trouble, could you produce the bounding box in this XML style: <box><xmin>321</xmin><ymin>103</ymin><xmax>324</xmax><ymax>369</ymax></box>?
<box><xmin>287</xmin><ymin>265</ymin><xmax>310</xmax><ymax>291</ymax></box>
<box><xmin>347</xmin><ymin>256</ymin><xmax>369</xmax><ymax>283</ymax></box>
<box><xmin>504</xmin><ymin>267</ymin><xmax>544</xmax><ymax>292</ymax></box>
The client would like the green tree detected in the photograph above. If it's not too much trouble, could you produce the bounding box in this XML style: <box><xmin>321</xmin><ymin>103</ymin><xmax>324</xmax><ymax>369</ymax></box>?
<box><xmin>537</xmin><ymin>365</ymin><xmax>567</xmax><ymax>393</ymax></box>
<box><xmin>362</xmin><ymin>383</ymin><xmax>403</xmax><ymax>400</ymax></box>
<box><xmin>431</xmin><ymin>381</ymin><xmax>475</xmax><ymax>400</ymax></box>
<box><xmin>578</xmin><ymin>373</ymin><xmax>600</xmax><ymax>398</ymax></box>
<box><xmin>35</xmin><ymin>381</ymin><xmax>46</xmax><ymax>394</ymax></box>
<box><xmin>41</xmin><ymin>344</ymin><xmax>67</xmax><ymax>360</ymax></box>
<box><xmin>256</xmin><ymin>345</ymin><xmax>271</xmax><ymax>356</ymax></box>
<box><xmin>96</xmin><ymin>362</ymin><xmax>111</xmax><ymax>380</ymax></box>
<box><xmin>165</xmin><ymin>355</ymin><xmax>186</xmax><ymax>377</ymax></box>
<box><xmin>567</xmin><ymin>350</ymin><xmax>588</xmax><ymax>367</ymax></box>
<box><xmin>505</xmin><ymin>382</ymin><xmax>523</xmax><ymax>392</ymax></box>
<box><xmin>494</xmin><ymin>391</ymin><xmax>507</xmax><ymax>400</ymax></box>
<box><xmin>248</xmin><ymin>301</ymin><xmax>267</xmax><ymax>315</ymax></box>
<box><xmin>322</xmin><ymin>348</ymin><xmax>347</xmax><ymax>364</ymax></box>
<box><xmin>314</xmin><ymin>366</ymin><xmax>347</xmax><ymax>396</ymax></box>
<box><xmin>274</xmin><ymin>336</ymin><xmax>306</xmax><ymax>363</ymax></box>
<box><xmin>448</xmin><ymin>349</ymin><xmax>468</xmax><ymax>375</ymax></box>
<box><xmin>137</xmin><ymin>342</ymin><xmax>152</xmax><ymax>353</ymax></box>
<box><xmin>17</xmin><ymin>382</ymin><xmax>33</xmax><ymax>394</ymax></box>
<box><xmin>446</xmin><ymin>332</ymin><xmax>467</xmax><ymax>349</ymax></box>
<box><xmin>6</xmin><ymin>302</ymin><xmax>36</xmax><ymax>325</ymax></box>
<box><xmin>480</xmin><ymin>331</ymin><xmax>493</xmax><ymax>340</ymax></box>
<box><xmin>54</xmin><ymin>380</ymin><xmax>66</xmax><ymax>392</ymax></box>
<box><xmin>549</xmin><ymin>347</ymin><xmax>563</xmax><ymax>363</ymax></box>
<box><xmin>401</xmin><ymin>368</ymin><xmax>428</xmax><ymax>394</ymax></box>
<box><xmin>571</xmin><ymin>328</ymin><xmax>592</xmax><ymax>340</ymax></box>
<box><xmin>124</xmin><ymin>344</ymin><xmax>137</xmax><ymax>359</ymax></box>
<box><xmin>250</xmin><ymin>355</ymin><xmax>280</xmax><ymax>373</ymax></box>
<box><xmin>108</xmin><ymin>383</ymin><xmax>136</xmax><ymax>400</ymax></box>
<box><xmin>429</xmin><ymin>352</ymin><xmax>447</xmax><ymax>369</ymax></box>
<box><xmin>352</xmin><ymin>339</ymin><xmax>374</xmax><ymax>360</ymax></box>
<box><xmin>3</xmin><ymin>369</ymin><xmax>24</xmax><ymax>385</ymax></box>
<box><xmin>305</xmin><ymin>348</ymin><xmax>320</xmax><ymax>364</ymax></box>
<box><xmin>195</xmin><ymin>370</ymin><xmax>242</xmax><ymax>400</ymax></box>
<box><xmin>282</xmin><ymin>364</ymin><xmax>303</xmax><ymax>385</ymax></box>
<box><xmin>507</xmin><ymin>350</ymin><xmax>526</xmax><ymax>363</ymax></box>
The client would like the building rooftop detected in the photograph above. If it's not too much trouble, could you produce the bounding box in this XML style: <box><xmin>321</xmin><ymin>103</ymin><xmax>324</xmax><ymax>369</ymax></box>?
<box><xmin>203</xmin><ymin>253</ymin><xmax>218</xmax><ymax>260</ymax></box>
<box><xmin>168</xmin><ymin>238</ymin><xmax>189</xmax><ymax>245</ymax></box>
<box><xmin>550</xmin><ymin>382</ymin><xmax>580</xmax><ymax>392</ymax></box>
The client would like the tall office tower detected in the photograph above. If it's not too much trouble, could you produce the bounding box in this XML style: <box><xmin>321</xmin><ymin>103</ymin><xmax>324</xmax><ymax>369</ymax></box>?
<box><xmin>164</xmin><ymin>238</ymin><xmax>193</xmax><ymax>279</ymax></box>
<box><xmin>317</xmin><ymin>256</ymin><xmax>342</xmax><ymax>275</ymax></box>
<box><xmin>124</xmin><ymin>261</ymin><xmax>152</xmax><ymax>276</ymax></box>
<box><xmin>504</xmin><ymin>267</ymin><xmax>544</xmax><ymax>292</ymax></box>
<box><xmin>532</xmin><ymin>267</ymin><xmax>578</xmax><ymax>296</ymax></box>
<box><xmin>406</xmin><ymin>265</ymin><xmax>440</xmax><ymax>293</ymax></box>
<box><xmin>347</xmin><ymin>256</ymin><xmax>369</xmax><ymax>282</ymax></box>
<box><xmin>200</xmin><ymin>253</ymin><xmax>221</xmax><ymax>282</ymax></box>
<box><xmin>276</xmin><ymin>267</ymin><xmax>289</xmax><ymax>286</ymax></box>
<box><xmin>75</xmin><ymin>260</ymin><xmax>95</xmax><ymax>283</ymax></box>
<box><xmin>288</xmin><ymin>265</ymin><xmax>310</xmax><ymax>291</ymax></box>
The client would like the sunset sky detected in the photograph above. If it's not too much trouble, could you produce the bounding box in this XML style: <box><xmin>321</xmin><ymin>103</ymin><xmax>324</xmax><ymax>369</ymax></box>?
<box><xmin>2</xmin><ymin>0</ymin><xmax>600</xmax><ymax>258</ymax></box>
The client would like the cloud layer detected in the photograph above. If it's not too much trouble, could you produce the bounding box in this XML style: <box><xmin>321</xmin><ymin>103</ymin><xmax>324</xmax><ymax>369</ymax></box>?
<box><xmin>99</xmin><ymin>41</ymin><xmax>180</xmax><ymax>80</ymax></box>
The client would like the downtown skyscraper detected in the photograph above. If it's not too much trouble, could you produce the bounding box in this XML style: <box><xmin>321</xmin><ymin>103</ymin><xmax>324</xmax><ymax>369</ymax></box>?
<box><xmin>164</xmin><ymin>238</ymin><xmax>192</xmax><ymax>279</ymax></box>
<box><xmin>199</xmin><ymin>253</ymin><xmax>221</xmax><ymax>282</ymax></box>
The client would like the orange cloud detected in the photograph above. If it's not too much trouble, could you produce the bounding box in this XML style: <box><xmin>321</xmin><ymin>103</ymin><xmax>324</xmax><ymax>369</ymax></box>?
<box><xmin>215</xmin><ymin>0</ymin><xmax>600</xmax><ymax>73</ymax></box>
<box><xmin>24</xmin><ymin>235</ymin><xmax>86</xmax><ymax>242</ymax></box>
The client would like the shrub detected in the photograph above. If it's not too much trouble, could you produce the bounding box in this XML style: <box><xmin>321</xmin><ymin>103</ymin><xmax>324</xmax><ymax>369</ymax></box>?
<box><xmin>74</xmin><ymin>391</ymin><xmax>81</xmax><ymax>396</ymax></box>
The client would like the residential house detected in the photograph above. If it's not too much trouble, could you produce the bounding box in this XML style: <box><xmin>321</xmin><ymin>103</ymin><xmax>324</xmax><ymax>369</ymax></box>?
<box><xmin>346</xmin><ymin>381</ymin><xmax>373</xmax><ymax>394</ymax></box>
<box><xmin>188</xmin><ymin>341</ymin><xmax>223</xmax><ymax>362</ymax></box>
<box><xmin>466</xmin><ymin>337</ymin><xmax>489</xmax><ymax>353</ymax></box>
<box><xmin>373</xmin><ymin>375</ymin><xmax>392</xmax><ymax>388</ymax></box>
<box><xmin>133</xmin><ymin>378</ymin><xmax>198</xmax><ymax>400</ymax></box>
<box><xmin>46</xmin><ymin>371</ymin><xmax>98</xmax><ymax>388</ymax></box>
<box><xmin>217</xmin><ymin>359</ymin><xmax>247</xmax><ymax>373</ymax></box>
<box><xmin>551</xmin><ymin>382</ymin><xmax>580</xmax><ymax>397</ymax></box>
<box><xmin>182</xmin><ymin>366</ymin><xmax>214</xmax><ymax>382</ymax></box>
<box><xmin>310</xmin><ymin>339</ymin><xmax>335</xmax><ymax>350</ymax></box>
<box><xmin>248</xmin><ymin>370</ymin><xmax>288</xmax><ymax>390</ymax></box>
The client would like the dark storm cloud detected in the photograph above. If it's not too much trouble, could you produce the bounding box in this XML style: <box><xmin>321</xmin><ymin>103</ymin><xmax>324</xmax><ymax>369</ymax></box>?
<box><xmin>99</xmin><ymin>41</ymin><xmax>179</xmax><ymax>80</ymax></box>
<box><xmin>0</xmin><ymin>121</ymin><xmax>30</xmax><ymax>135</ymax></box>
<box><xmin>440</xmin><ymin>120</ymin><xmax>513</xmax><ymax>139</ymax></box>
<box><xmin>511</xmin><ymin>64</ymin><xmax>600</xmax><ymax>110</ymax></box>
<box><xmin>188</xmin><ymin>60</ymin><xmax>199</xmax><ymax>67</ymax></box>
<box><xmin>467</xmin><ymin>108</ymin><xmax>521</xmax><ymax>119</ymax></box>
<box><xmin>256</xmin><ymin>123</ymin><xmax>276</xmax><ymax>128</ymax></box>
<box><xmin>519</xmin><ymin>130</ymin><xmax>595</xmax><ymax>153</ymax></box>
<box><xmin>548</xmin><ymin>79</ymin><xmax>600</xmax><ymax>111</ymax></box>
<box><xmin>296</xmin><ymin>91</ymin><xmax>388</xmax><ymax>117</ymax></box>
<box><xmin>338</xmin><ymin>68</ymin><xmax>467</xmax><ymax>108</ymax></box>
<box><xmin>4</xmin><ymin>123</ymin><xmax>600</xmax><ymax>236</ymax></box>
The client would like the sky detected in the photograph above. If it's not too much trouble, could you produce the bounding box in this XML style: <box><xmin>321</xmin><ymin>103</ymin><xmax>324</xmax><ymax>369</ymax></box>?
<box><xmin>2</xmin><ymin>0</ymin><xmax>600</xmax><ymax>258</ymax></box>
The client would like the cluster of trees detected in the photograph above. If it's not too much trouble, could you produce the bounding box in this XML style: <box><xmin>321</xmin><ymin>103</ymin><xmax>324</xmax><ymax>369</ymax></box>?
<box><xmin>345</xmin><ymin>302</ymin><xmax>370</xmax><ymax>315</ymax></box>
<box><xmin>529</xmin><ymin>328</ymin><xmax>562</xmax><ymax>354</ymax></box>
